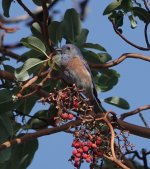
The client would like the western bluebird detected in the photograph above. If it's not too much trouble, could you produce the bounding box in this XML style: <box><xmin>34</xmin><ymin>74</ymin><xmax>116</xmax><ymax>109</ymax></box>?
<box><xmin>55</xmin><ymin>44</ymin><xmax>103</xmax><ymax>114</ymax></box>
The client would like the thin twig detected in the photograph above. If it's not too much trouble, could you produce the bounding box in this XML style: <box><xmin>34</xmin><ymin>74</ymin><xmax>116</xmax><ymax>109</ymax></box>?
<box><xmin>143</xmin><ymin>0</ymin><xmax>150</xmax><ymax>12</ymax></box>
<box><xmin>16</xmin><ymin>0</ymin><xmax>42</xmax><ymax>27</ymax></box>
<box><xmin>42</xmin><ymin>0</ymin><xmax>51</xmax><ymax>48</ymax></box>
<box><xmin>144</xmin><ymin>23</ymin><xmax>150</xmax><ymax>47</ymax></box>
<box><xmin>112</xmin><ymin>21</ymin><xmax>150</xmax><ymax>51</ymax></box>
<box><xmin>120</xmin><ymin>105</ymin><xmax>150</xmax><ymax>120</ymax></box>
<box><xmin>90</xmin><ymin>53</ymin><xmax>150</xmax><ymax>69</ymax></box>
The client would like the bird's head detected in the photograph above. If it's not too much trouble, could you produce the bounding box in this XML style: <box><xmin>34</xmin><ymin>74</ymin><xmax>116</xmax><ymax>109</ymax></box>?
<box><xmin>54</xmin><ymin>44</ymin><xmax>82</xmax><ymax>66</ymax></box>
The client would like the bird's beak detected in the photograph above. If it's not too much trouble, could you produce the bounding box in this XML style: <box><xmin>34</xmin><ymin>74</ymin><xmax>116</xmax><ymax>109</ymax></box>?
<box><xmin>56</xmin><ymin>48</ymin><xmax>62</xmax><ymax>53</ymax></box>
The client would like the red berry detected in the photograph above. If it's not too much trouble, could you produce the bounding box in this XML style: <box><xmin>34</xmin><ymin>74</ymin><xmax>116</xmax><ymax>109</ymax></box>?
<box><xmin>82</xmin><ymin>153</ymin><xmax>88</xmax><ymax>159</ymax></box>
<box><xmin>73</xmin><ymin>100</ymin><xmax>79</xmax><ymax>108</ymax></box>
<box><xmin>86</xmin><ymin>158</ymin><xmax>91</xmax><ymax>163</ymax></box>
<box><xmin>95</xmin><ymin>151</ymin><xmax>103</xmax><ymax>157</ymax></box>
<box><xmin>72</xmin><ymin>149</ymin><xmax>78</xmax><ymax>155</ymax></box>
<box><xmin>83</xmin><ymin>146</ymin><xmax>89</xmax><ymax>152</ymax></box>
<box><xmin>96</xmin><ymin>139</ymin><xmax>102</xmax><ymax>145</ymax></box>
<box><xmin>74</xmin><ymin>157</ymin><xmax>80</xmax><ymax>162</ymax></box>
<box><xmin>68</xmin><ymin>113</ymin><xmax>74</xmax><ymax>120</ymax></box>
<box><xmin>92</xmin><ymin>143</ymin><xmax>97</xmax><ymax>149</ymax></box>
<box><xmin>77</xmin><ymin>148</ymin><xmax>83</xmax><ymax>154</ymax></box>
<box><xmin>60</xmin><ymin>113</ymin><xmax>68</xmax><ymax>120</ymax></box>
<box><xmin>76</xmin><ymin>153</ymin><xmax>81</xmax><ymax>158</ymax></box>
<box><xmin>87</xmin><ymin>141</ymin><xmax>92</xmax><ymax>147</ymax></box>
<box><xmin>74</xmin><ymin>142</ymin><xmax>81</xmax><ymax>148</ymax></box>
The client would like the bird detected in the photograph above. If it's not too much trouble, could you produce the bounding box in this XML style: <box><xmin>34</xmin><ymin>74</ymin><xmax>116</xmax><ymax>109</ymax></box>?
<box><xmin>55</xmin><ymin>44</ymin><xmax>104</xmax><ymax>115</ymax></box>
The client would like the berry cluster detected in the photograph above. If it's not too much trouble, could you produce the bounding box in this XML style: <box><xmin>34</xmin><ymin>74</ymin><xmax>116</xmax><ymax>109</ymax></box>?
<box><xmin>60</xmin><ymin>113</ymin><xmax>74</xmax><ymax>120</ymax></box>
<box><xmin>71</xmin><ymin>136</ymin><xmax>103</xmax><ymax>168</ymax></box>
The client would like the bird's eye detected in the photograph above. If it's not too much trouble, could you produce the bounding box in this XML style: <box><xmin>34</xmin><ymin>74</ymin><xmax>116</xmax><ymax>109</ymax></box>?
<box><xmin>66</xmin><ymin>46</ymin><xmax>70</xmax><ymax>50</ymax></box>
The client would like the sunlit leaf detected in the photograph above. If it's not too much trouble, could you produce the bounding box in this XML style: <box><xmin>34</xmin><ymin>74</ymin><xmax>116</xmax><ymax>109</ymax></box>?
<box><xmin>103</xmin><ymin>0</ymin><xmax>122</xmax><ymax>15</ymax></box>
<box><xmin>104</xmin><ymin>97</ymin><xmax>130</xmax><ymax>109</ymax></box>
<box><xmin>21</xmin><ymin>36</ymin><xmax>48</xmax><ymax>57</ymax></box>
<box><xmin>15</xmin><ymin>58</ymin><xmax>46</xmax><ymax>81</ymax></box>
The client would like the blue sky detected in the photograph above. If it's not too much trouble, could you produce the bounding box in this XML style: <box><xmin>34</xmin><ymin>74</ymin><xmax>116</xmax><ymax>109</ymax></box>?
<box><xmin>0</xmin><ymin>0</ymin><xmax>150</xmax><ymax>168</ymax></box>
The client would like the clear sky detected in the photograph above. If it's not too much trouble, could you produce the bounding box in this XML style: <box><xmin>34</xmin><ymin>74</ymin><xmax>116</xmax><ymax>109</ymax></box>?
<box><xmin>0</xmin><ymin>0</ymin><xmax>150</xmax><ymax>168</ymax></box>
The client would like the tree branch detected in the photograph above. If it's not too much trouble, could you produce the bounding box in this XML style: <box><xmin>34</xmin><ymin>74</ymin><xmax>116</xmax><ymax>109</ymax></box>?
<box><xmin>1</xmin><ymin>70</ymin><xmax>150</xmax><ymax>139</ymax></box>
<box><xmin>0</xmin><ymin>119</ymin><xmax>82</xmax><ymax>152</ymax></box>
<box><xmin>0</xmin><ymin>47</ymin><xmax>20</xmax><ymax>60</ymax></box>
<box><xmin>90</xmin><ymin>53</ymin><xmax>150</xmax><ymax>69</ymax></box>
<box><xmin>120</xmin><ymin>105</ymin><xmax>150</xmax><ymax>120</ymax></box>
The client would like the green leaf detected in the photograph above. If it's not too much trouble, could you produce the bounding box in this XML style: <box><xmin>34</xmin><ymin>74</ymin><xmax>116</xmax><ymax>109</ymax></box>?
<box><xmin>17</xmin><ymin>96</ymin><xmax>37</xmax><ymax>115</ymax></box>
<box><xmin>63</xmin><ymin>8</ymin><xmax>81</xmax><ymax>43</ymax></box>
<box><xmin>104</xmin><ymin>97</ymin><xmax>130</xmax><ymax>109</ymax></box>
<box><xmin>82</xmin><ymin>49</ymin><xmax>101</xmax><ymax>64</ymax></box>
<box><xmin>82</xmin><ymin>43</ymin><xmax>106</xmax><ymax>52</ymax></box>
<box><xmin>98</xmin><ymin>53</ymin><xmax>112</xmax><ymax>63</ymax></box>
<box><xmin>75</xmin><ymin>28</ymin><xmax>89</xmax><ymax>46</ymax></box>
<box><xmin>19</xmin><ymin>49</ymin><xmax>45</xmax><ymax>62</ymax></box>
<box><xmin>48</xmin><ymin>21</ymin><xmax>63</xmax><ymax>45</ymax></box>
<box><xmin>0</xmin><ymin>113</ymin><xmax>13</xmax><ymax>163</ymax></box>
<box><xmin>129</xmin><ymin>15</ymin><xmax>137</xmax><ymax>29</ymax></box>
<box><xmin>20</xmin><ymin>36</ymin><xmax>48</xmax><ymax>57</ymax></box>
<box><xmin>24</xmin><ymin>110</ymin><xmax>49</xmax><ymax>130</ymax></box>
<box><xmin>15</xmin><ymin>58</ymin><xmax>45</xmax><ymax>81</ymax></box>
<box><xmin>103</xmin><ymin>0</ymin><xmax>122</xmax><ymax>15</ymax></box>
<box><xmin>0</xmin><ymin>136</ymin><xmax>38</xmax><ymax>169</ymax></box>
<box><xmin>93</xmin><ymin>69</ymin><xmax>120</xmax><ymax>92</ymax></box>
<box><xmin>31</xmin><ymin>22</ymin><xmax>43</xmax><ymax>40</ymax></box>
<box><xmin>0</xmin><ymin>89</ymin><xmax>19</xmax><ymax>113</ymax></box>
<box><xmin>2</xmin><ymin>0</ymin><xmax>13</xmax><ymax>17</ymax></box>
<box><xmin>132</xmin><ymin>7</ymin><xmax>150</xmax><ymax>23</ymax></box>
<box><xmin>121</xmin><ymin>0</ymin><xmax>133</xmax><ymax>13</ymax></box>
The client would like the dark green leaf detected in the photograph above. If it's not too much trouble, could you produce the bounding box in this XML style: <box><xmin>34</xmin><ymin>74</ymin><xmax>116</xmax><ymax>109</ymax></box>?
<box><xmin>0</xmin><ymin>113</ymin><xmax>13</xmax><ymax>163</ymax></box>
<box><xmin>98</xmin><ymin>53</ymin><xmax>112</xmax><ymax>63</ymax></box>
<box><xmin>21</xmin><ymin>36</ymin><xmax>47</xmax><ymax>57</ymax></box>
<box><xmin>0</xmin><ymin>89</ymin><xmax>20</xmax><ymax>113</ymax></box>
<box><xmin>82</xmin><ymin>43</ymin><xmax>106</xmax><ymax>52</ymax></box>
<box><xmin>132</xmin><ymin>7</ymin><xmax>150</xmax><ymax>23</ymax></box>
<box><xmin>19</xmin><ymin>49</ymin><xmax>45</xmax><ymax>62</ymax></box>
<box><xmin>108</xmin><ymin>11</ymin><xmax>124</xmax><ymax>28</ymax></box>
<box><xmin>48</xmin><ymin>21</ymin><xmax>63</xmax><ymax>45</ymax></box>
<box><xmin>129</xmin><ymin>15</ymin><xmax>137</xmax><ymax>29</ymax></box>
<box><xmin>2</xmin><ymin>0</ymin><xmax>13</xmax><ymax>17</ymax></box>
<box><xmin>17</xmin><ymin>96</ymin><xmax>37</xmax><ymax>115</ymax></box>
<box><xmin>0</xmin><ymin>136</ymin><xmax>38</xmax><ymax>169</ymax></box>
<box><xmin>103</xmin><ymin>0</ymin><xmax>122</xmax><ymax>15</ymax></box>
<box><xmin>75</xmin><ymin>28</ymin><xmax>89</xmax><ymax>46</ymax></box>
<box><xmin>63</xmin><ymin>8</ymin><xmax>81</xmax><ymax>42</ymax></box>
<box><xmin>121</xmin><ymin>0</ymin><xmax>133</xmax><ymax>13</ymax></box>
<box><xmin>104</xmin><ymin>97</ymin><xmax>130</xmax><ymax>109</ymax></box>
<box><xmin>31</xmin><ymin>22</ymin><xmax>43</xmax><ymax>40</ymax></box>
<box><xmin>24</xmin><ymin>110</ymin><xmax>49</xmax><ymax>130</ymax></box>
<box><xmin>93</xmin><ymin>69</ymin><xmax>120</xmax><ymax>92</ymax></box>
<box><xmin>15</xmin><ymin>58</ymin><xmax>44</xmax><ymax>81</ymax></box>
<box><xmin>81</xmin><ymin>49</ymin><xmax>101</xmax><ymax>64</ymax></box>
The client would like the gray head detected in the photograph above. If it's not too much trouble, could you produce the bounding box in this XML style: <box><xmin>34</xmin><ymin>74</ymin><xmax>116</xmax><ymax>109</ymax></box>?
<box><xmin>55</xmin><ymin>44</ymin><xmax>83</xmax><ymax>66</ymax></box>
<box><xmin>61</xmin><ymin>44</ymin><xmax>82</xmax><ymax>56</ymax></box>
